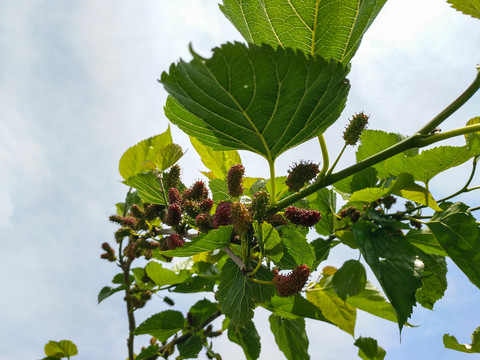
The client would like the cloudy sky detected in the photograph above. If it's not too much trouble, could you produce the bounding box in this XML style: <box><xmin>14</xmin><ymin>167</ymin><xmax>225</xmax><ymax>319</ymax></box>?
<box><xmin>0</xmin><ymin>0</ymin><xmax>479</xmax><ymax>359</ymax></box>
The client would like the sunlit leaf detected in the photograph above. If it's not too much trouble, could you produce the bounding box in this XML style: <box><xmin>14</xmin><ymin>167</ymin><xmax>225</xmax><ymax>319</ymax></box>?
<box><xmin>44</xmin><ymin>340</ymin><xmax>78</xmax><ymax>358</ymax></box>
<box><xmin>444</xmin><ymin>326</ymin><xmax>480</xmax><ymax>353</ymax></box>
<box><xmin>145</xmin><ymin>262</ymin><xmax>191</xmax><ymax>287</ymax></box>
<box><xmin>190</xmin><ymin>136</ymin><xmax>241</xmax><ymax>179</ymax></box>
<box><xmin>155</xmin><ymin>143</ymin><xmax>184</xmax><ymax>171</ymax></box>
<box><xmin>415</xmin><ymin>253</ymin><xmax>447</xmax><ymax>310</ymax></box>
<box><xmin>332</xmin><ymin>260</ymin><xmax>367</xmax><ymax>301</ymax></box>
<box><xmin>123</xmin><ymin>172</ymin><xmax>165</xmax><ymax>204</ymax></box>
<box><xmin>119</xmin><ymin>127</ymin><xmax>172</xmax><ymax>180</ymax></box>
<box><xmin>447</xmin><ymin>0</ymin><xmax>480</xmax><ymax>19</ymax></box>
<box><xmin>354</xmin><ymin>336</ymin><xmax>386</xmax><ymax>360</ymax></box>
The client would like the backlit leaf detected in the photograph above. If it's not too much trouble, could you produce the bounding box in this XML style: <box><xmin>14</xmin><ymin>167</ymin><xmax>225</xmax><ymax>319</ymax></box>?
<box><xmin>123</xmin><ymin>172</ymin><xmax>165</xmax><ymax>204</ymax></box>
<box><xmin>133</xmin><ymin>310</ymin><xmax>184</xmax><ymax>341</ymax></box>
<box><xmin>155</xmin><ymin>143</ymin><xmax>184</xmax><ymax>171</ymax></box>
<box><xmin>444</xmin><ymin>326</ymin><xmax>480</xmax><ymax>353</ymax></box>
<box><xmin>228</xmin><ymin>321</ymin><xmax>261</xmax><ymax>360</ymax></box>
<box><xmin>119</xmin><ymin>127</ymin><xmax>172</xmax><ymax>180</ymax></box>
<box><xmin>269</xmin><ymin>315</ymin><xmax>310</xmax><ymax>360</ymax></box>
<box><xmin>447</xmin><ymin>0</ymin><xmax>480</xmax><ymax>19</ymax></box>
<box><xmin>415</xmin><ymin>253</ymin><xmax>447</xmax><ymax>310</ymax></box>
<box><xmin>427</xmin><ymin>202</ymin><xmax>480</xmax><ymax>289</ymax></box>
<box><xmin>145</xmin><ymin>262</ymin><xmax>191</xmax><ymax>287</ymax></box>
<box><xmin>354</xmin><ymin>337</ymin><xmax>386</xmax><ymax>360</ymax></box>
<box><xmin>162</xmin><ymin>42</ymin><xmax>350</xmax><ymax>161</ymax></box>
<box><xmin>332</xmin><ymin>260</ymin><xmax>367</xmax><ymax>301</ymax></box>
<box><xmin>44</xmin><ymin>340</ymin><xmax>78</xmax><ymax>358</ymax></box>
<box><xmin>219</xmin><ymin>0</ymin><xmax>387</xmax><ymax>64</ymax></box>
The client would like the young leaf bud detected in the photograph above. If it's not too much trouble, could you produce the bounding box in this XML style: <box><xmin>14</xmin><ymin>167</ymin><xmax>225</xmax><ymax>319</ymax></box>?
<box><xmin>285</xmin><ymin>161</ymin><xmax>319</xmax><ymax>192</ymax></box>
<box><xmin>227</xmin><ymin>164</ymin><xmax>245</xmax><ymax>197</ymax></box>
<box><xmin>343</xmin><ymin>112</ymin><xmax>369</xmax><ymax>146</ymax></box>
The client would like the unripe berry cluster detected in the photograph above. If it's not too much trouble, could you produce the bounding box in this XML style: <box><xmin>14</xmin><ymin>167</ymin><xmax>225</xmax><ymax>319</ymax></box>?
<box><xmin>227</xmin><ymin>164</ymin><xmax>245</xmax><ymax>197</ymax></box>
<box><xmin>273</xmin><ymin>265</ymin><xmax>310</xmax><ymax>297</ymax></box>
<box><xmin>343</xmin><ymin>112</ymin><xmax>369</xmax><ymax>146</ymax></box>
<box><xmin>284</xmin><ymin>206</ymin><xmax>321</xmax><ymax>227</ymax></box>
<box><xmin>285</xmin><ymin>161</ymin><xmax>319</xmax><ymax>192</ymax></box>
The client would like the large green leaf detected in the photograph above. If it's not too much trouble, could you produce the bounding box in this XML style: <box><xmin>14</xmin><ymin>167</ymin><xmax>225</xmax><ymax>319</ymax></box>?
<box><xmin>306</xmin><ymin>283</ymin><xmax>356</xmax><ymax>336</ymax></box>
<box><xmin>254</xmin><ymin>221</ymin><xmax>283</xmax><ymax>262</ymax></box>
<box><xmin>44</xmin><ymin>340</ymin><xmax>78</xmax><ymax>358</ymax></box>
<box><xmin>219</xmin><ymin>0</ymin><xmax>387</xmax><ymax>64</ymax></box>
<box><xmin>189</xmin><ymin>299</ymin><xmax>219</xmax><ymax>326</ymax></box>
<box><xmin>406</xmin><ymin>229</ymin><xmax>448</xmax><ymax>256</ymax></box>
<box><xmin>158</xmin><ymin>226</ymin><xmax>233</xmax><ymax>257</ymax></box>
<box><xmin>119</xmin><ymin>127</ymin><xmax>172</xmax><ymax>180</ymax></box>
<box><xmin>190</xmin><ymin>136</ymin><xmax>241</xmax><ymax>179</ymax></box>
<box><xmin>177</xmin><ymin>335</ymin><xmax>203</xmax><ymax>358</ymax></box>
<box><xmin>217</xmin><ymin>259</ymin><xmax>274</xmax><ymax>326</ymax></box>
<box><xmin>269</xmin><ymin>315</ymin><xmax>310</xmax><ymax>360</ymax></box>
<box><xmin>162</xmin><ymin>42</ymin><xmax>350</xmax><ymax>161</ymax></box>
<box><xmin>427</xmin><ymin>202</ymin><xmax>480</xmax><ymax>289</ymax></box>
<box><xmin>352</xmin><ymin>222</ymin><xmax>423</xmax><ymax>332</ymax></box>
<box><xmin>133</xmin><ymin>310</ymin><xmax>184</xmax><ymax>341</ymax></box>
<box><xmin>447</xmin><ymin>0</ymin><xmax>480</xmax><ymax>19</ymax></box>
<box><xmin>228</xmin><ymin>321</ymin><xmax>261</xmax><ymax>360</ymax></box>
<box><xmin>332</xmin><ymin>260</ymin><xmax>367</xmax><ymax>301</ymax></box>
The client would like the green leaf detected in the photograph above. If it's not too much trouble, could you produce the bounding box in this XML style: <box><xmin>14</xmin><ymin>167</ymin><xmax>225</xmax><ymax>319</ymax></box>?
<box><xmin>135</xmin><ymin>344</ymin><xmax>160</xmax><ymax>360</ymax></box>
<box><xmin>444</xmin><ymin>326</ymin><xmax>480</xmax><ymax>353</ymax></box>
<box><xmin>306</xmin><ymin>283</ymin><xmax>356</xmax><ymax>336</ymax></box>
<box><xmin>172</xmin><ymin>276</ymin><xmax>215</xmax><ymax>293</ymax></box>
<box><xmin>427</xmin><ymin>202</ymin><xmax>480</xmax><ymax>289</ymax></box>
<box><xmin>275</xmin><ymin>227</ymin><xmax>315</xmax><ymax>269</ymax></box>
<box><xmin>145</xmin><ymin>262</ymin><xmax>191</xmax><ymax>287</ymax></box>
<box><xmin>261</xmin><ymin>294</ymin><xmax>330</xmax><ymax>323</ymax></box>
<box><xmin>119</xmin><ymin>127</ymin><xmax>172</xmax><ymax>180</ymax></box>
<box><xmin>447</xmin><ymin>0</ymin><xmax>480</xmax><ymax>19</ymax></box>
<box><xmin>352</xmin><ymin>222</ymin><xmax>422</xmax><ymax>332</ymax></box>
<box><xmin>342</xmin><ymin>281</ymin><xmax>398</xmax><ymax>323</ymax></box>
<box><xmin>254</xmin><ymin>221</ymin><xmax>283</xmax><ymax>262</ymax></box>
<box><xmin>333</xmin><ymin>167</ymin><xmax>378</xmax><ymax>198</ymax></box>
<box><xmin>44</xmin><ymin>340</ymin><xmax>78</xmax><ymax>358</ymax></box>
<box><xmin>209</xmin><ymin>179</ymin><xmax>230</xmax><ymax>202</ymax></box>
<box><xmin>162</xmin><ymin>42</ymin><xmax>350</xmax><ymax>161</ymax></box>
<box><xmin>189</xmin><ymin>299</ymin><xmax>219</xmax><ymax>326</ymax></box>
<box><xmin>406</xmin><ymin>229</ymin><xmax>448</xmax><ymax>256</ymax></box>
<box><xmin>155</xmin><ymin>143</ymin><xmax>184</xmax><ymax>171</ymax></box>
<box><xmin>159</xmin><ymin>226</ymin><xmax>233</xmax><ymax>257</ymax></box>
<box><xmin>190</xmin><ymin>136</ymin><xmax>241</xmax><ymax>179</ymax></box>
<box><xmin>415</xmin><ymin>253</ymin><xmax>447</xmax><ymax>310</ymax></box>
<box><xmin>133</xmin><ymin>310</ymin><xmax>184</xmax><ymax>341</ymax></box>
<box><xmin>97</xmin><ymin>285</ymin><xmax>126</xmax><ymax>304</ymax></box>
<box><xmin>332</xmin><ymin>260</ymin><xmax>367</xmax><ymax>301</ymax></box>
<box><xmin>219</xmin><ymin>0</ymin><xmax>387</xmax><ymax>64</ymax></box>
<box><xmin>354</xmin><ymin>337</ymin><xmax>386</xmax><ymax>360</ymax></box>
<box><xmin>269</xmin><ymin>315</ymin><xmax>310</xmax><ymax>360</ymax></box>
<box><xmin>217</xmin><ymin>259</ymin><xmax>274</xmax><ymax>326</ymax></box>
<box><xmin>309</xmin><ymin>188</ymin><xmax>337</xmax><ymax>236</ymax></box>
<box><xmin>311</xmin><ymin>238</ymin><xmax>338</xmax><ymax>269</ymax></box>
<box><xmin>177</xmin><ymin>334</ymin><xmax>203</xmax><ymax>358</ymax></box>
<box><xmin>228</xmin><ymin>321</ymin><xmax>261</xmax><ymax>360</ymax></box>
<box><xmin>123</xmin><ymin>172</ymin><xmax>165</xmax><ymax>205</ymax></box>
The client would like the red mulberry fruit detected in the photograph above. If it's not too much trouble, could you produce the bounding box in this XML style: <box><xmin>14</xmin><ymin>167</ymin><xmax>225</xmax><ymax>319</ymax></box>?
<box><xmin>227</xmin><ymin>164</ymin><xmax>245</xmax><ymax>197</ymax></box>
<box><xmin>284</xmin><ymin>207</ymin><xmax>321</xmax><ymax>227</ymax></box>
<box><xmin>285</xmin><ymin>161</ymin><xmax>319</xmax><ymax>192</ymax></box>
<box><xmin>214</xmin><ymin>202</ymin><xmax>232</xmax><ymax>228</ymax></box>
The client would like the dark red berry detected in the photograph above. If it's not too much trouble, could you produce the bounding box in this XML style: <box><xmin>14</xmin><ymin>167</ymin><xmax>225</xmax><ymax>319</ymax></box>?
<box><xmin>196</xmin><ymin>213</ymin><xmax>214</xmax><ymax>233</ymax></box>
<box><xmin>165</xmin><ymin>234</ymin><xmax>185</xmax><ymax>250</ymax></box>
<box><xmin>273</xmin><ymin>265</ymin><xmax>310</xmax><ymax>297</ymax></box>
<box><xmin>168</xmin><ymin>188</ymin><xmax>181</xmax><ymax>205</ymax></box>
<box><xmin>284</xmin><ymin>207</ymin><xmax>321</xmax><ymax>227</ymax></box>
<box><xmin>199</xmin><ymin>198</ymin><xmax>214</xmax><ymax>213</ymax></box>
<box><xmin>213</xmin><ymin>202</ymin><xmax>232</xmax><ymax>228</ymax></box>
<box><xmin>163</xmin><ymin>203</ymin><xmax>182</xmax><ymax>226</ymax></box>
